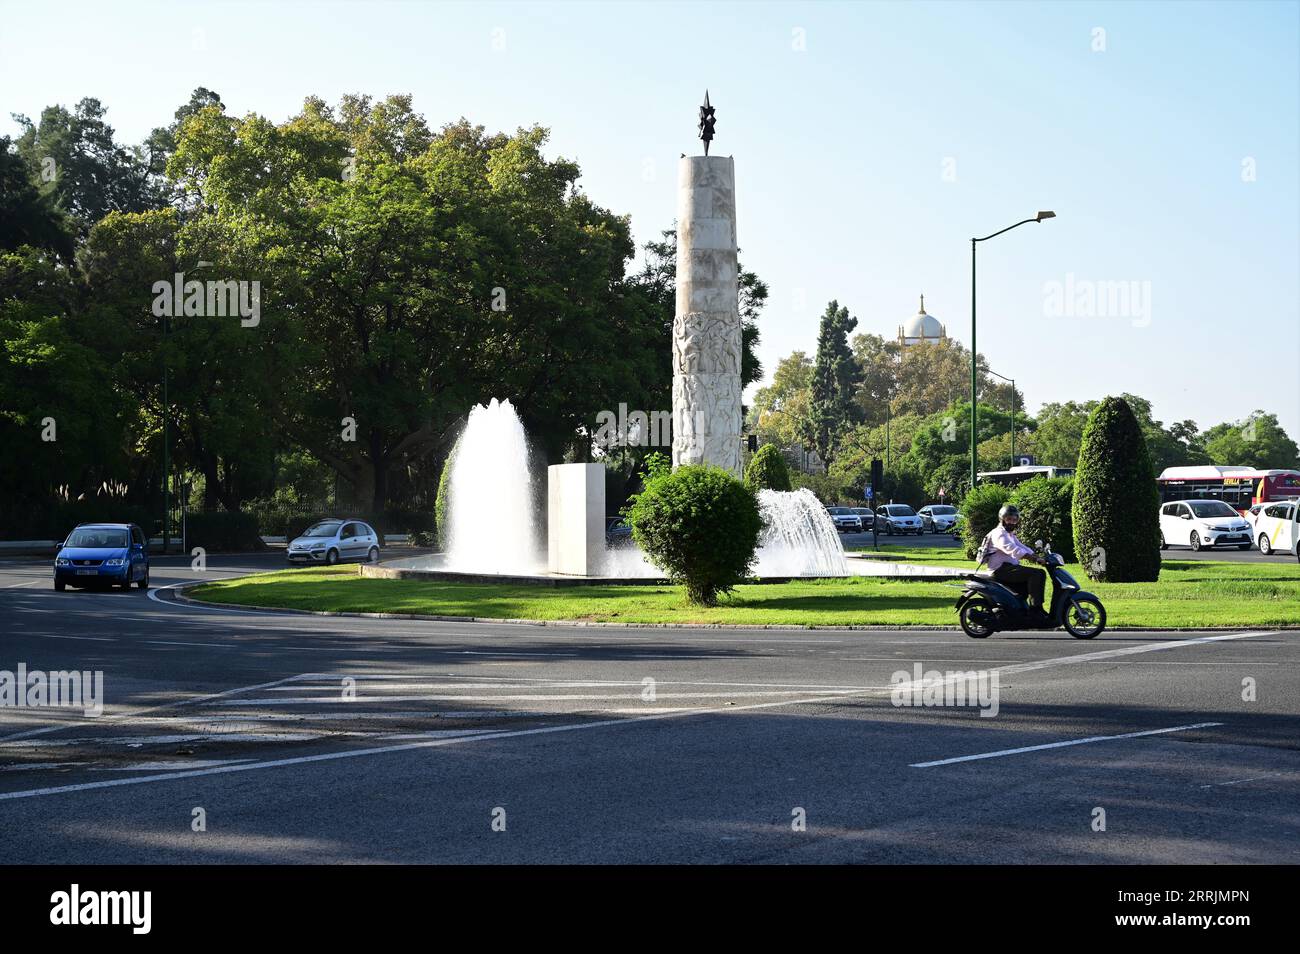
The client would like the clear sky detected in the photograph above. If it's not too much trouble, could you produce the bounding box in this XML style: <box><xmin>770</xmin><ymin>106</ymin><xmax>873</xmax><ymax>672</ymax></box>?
<box><xmin>3</xmin><ymin>0</ymin><xmax>1297</xmax><ymax>439</ymax></box>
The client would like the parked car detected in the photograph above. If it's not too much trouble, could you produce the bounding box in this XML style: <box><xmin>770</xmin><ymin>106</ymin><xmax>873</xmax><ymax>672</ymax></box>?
<box><xmin>826</xmin><ymin>507</ymin><xmax>864</xmax><ymax>533</ymax></box>
<box><xmin>850</xmin><ymin>507</ymin><xmax>875</xmax><ymax>530</ymax></box>
<box><xmin>606</xmin><ymin>518</ymin><xmax>634</xmax><ymax>547</ymax></box>
<box><xmin>287</xmin><ymin>519</ymin><xmax>381</xmax><ymax>564</ymax></box>
<box><xmin>54</xmin><ymin>523</ymin><xmax>150</xmax><ymax>591</ymax></box>
<box><xmin>1158</xmin><ymin>500</ymin><xmax>1252</xmax><ymax>551</ymax></box>
<box><xmin>918</xmin><ymin>504</ymin><xmax>959</xmax><ymax>533</ymax></box>
<box><xmin>877</xmin><ymin>504</ymin><xmax>923</xmax><ymax>535</ymax></box>
<box><xmin>1255</xmin><ymin>500</ymin><xmax>1298</xmax><ymax>556</ymax></box>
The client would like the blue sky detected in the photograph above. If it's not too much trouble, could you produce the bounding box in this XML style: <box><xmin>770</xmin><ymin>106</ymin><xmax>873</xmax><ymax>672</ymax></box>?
<box><xmin>3</xmin><ymin>0</ymin><xmax>1297</xmax><ymax>440</ymax></box>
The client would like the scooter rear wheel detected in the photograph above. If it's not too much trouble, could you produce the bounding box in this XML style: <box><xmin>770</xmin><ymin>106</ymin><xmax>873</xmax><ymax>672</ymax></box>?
<box><xmin>959</xmin><ymin>597</ymin><xmax>995</xmax><ymax>639</ymax></box>
<box><xmin>1063</xmin><ymin>596</ymin><xmax>1106</xmax><ymax>639</ymax></box>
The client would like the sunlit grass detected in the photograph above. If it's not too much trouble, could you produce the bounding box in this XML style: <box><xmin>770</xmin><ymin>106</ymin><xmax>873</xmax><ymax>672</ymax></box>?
<box><xmin>189</xmin><ymin>558</ymin><xmax>1300</xmax><ymax>629</ymax></box>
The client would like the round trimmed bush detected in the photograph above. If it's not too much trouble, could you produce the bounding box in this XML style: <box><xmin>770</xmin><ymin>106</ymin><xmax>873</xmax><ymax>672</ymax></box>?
<box><xmin>744</xmin><ymin>444</ymin><xmax>792</xmax><ymax>493</ymax></box>
<box><xmin>627</xmin><ymin>464</ymin><xmax>763</xmax><ymax>606</ymax></box>
<box><xmin>958</xmin><ymin>481</ymin><xmax>1011</xmax><ymax>559</ymax></box>
<box><xmin>1072</xmin><ymin>396</ymin><xmax>1161</xmax><ymax>582</ymax></box>
<box><xmin>1009</xmin><ymin>476</ymin><xmax>1075</xmax><ymax>562</ymax></box>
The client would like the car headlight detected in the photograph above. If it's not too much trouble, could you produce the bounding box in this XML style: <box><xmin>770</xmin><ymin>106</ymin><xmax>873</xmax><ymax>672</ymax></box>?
<box><xmin>55</xmin><ymin>558</ymin><xmax>71</xmax><ymax>567</ymax></box>
<box><xmin>103</xmin><ymin>558</ymin><xmax>127</xmax><ymax>566</ymax></box>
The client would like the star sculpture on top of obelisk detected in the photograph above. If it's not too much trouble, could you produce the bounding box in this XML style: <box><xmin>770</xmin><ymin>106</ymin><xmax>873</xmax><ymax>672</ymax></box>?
<box><xmin>698</xmin><ymin>90</ymin><xmax>716</xmax><ymax>156</ymax></box>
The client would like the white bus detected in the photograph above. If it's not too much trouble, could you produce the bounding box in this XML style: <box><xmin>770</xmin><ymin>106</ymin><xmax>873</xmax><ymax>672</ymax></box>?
<box><xmin>977</xmin><ymin>465</ymin><xmax>1075</xmax><ymax>488</ymax></box>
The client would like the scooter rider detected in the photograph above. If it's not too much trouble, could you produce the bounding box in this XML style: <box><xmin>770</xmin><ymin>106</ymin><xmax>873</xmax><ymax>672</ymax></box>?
<box><xmin>982</xmin><ymin>504</ymin><xmax>1048</xmax><ymax>618</ymax></box>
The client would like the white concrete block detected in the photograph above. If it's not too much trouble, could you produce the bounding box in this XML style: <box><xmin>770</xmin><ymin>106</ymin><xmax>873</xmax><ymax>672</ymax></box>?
<box><xmin>547</xmin><ymin>463</ymin><xmax>606</xmax><ymax>576</ymax></box>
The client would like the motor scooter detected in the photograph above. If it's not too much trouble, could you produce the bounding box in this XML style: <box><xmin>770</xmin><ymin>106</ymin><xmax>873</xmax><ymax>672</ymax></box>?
<box><xmin>955</xmin><ymin>540</ymin><xmax>1106</xmax><ymax>639</ymax></box>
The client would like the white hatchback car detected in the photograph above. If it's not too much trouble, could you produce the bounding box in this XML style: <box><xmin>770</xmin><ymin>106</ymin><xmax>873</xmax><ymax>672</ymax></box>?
<box><xmin>1158</xmin><ymin>500</ymin><xmax>1253</xmax><ymax>551</ymax></box>
<box><xmin>1255</xmin><ymin>500</ymin><xmax>1298</xmax><ymax>556</ymax></box>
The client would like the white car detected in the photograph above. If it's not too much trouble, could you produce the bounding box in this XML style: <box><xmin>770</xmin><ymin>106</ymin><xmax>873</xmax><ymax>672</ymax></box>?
<box><xmin>1158</xmin><ymin>500</ymin><xmax>1252</xmax><ymax>551</ymax></box>
<box><xmin>825</xmin><ymin>507</ymin><xmax>864</xmax><ymax>533</ymax></box>
<box><xmin>877</xmin><ymin>504</ymin><xmax>924</xmax><ymax>535</ymax></box>
<box><xmin>918</xmin><ymin>504</ymin><xmax>958</xmax><ymax>533</ymax></box>
<box><xmin>1255</xmin><ymin>500</ymin><xmax>1298</xmax><ymax>556</ymax></box>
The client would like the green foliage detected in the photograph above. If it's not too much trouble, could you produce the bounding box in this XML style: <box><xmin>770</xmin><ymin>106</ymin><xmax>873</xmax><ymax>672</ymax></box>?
<box><xmin>958</xmin><ymin>482</ymin><xmax>1011</xmax><ymax>559</ymax></box>
<box><xmin>1203</xmin><ymin>412</ymin><xmax>1298</xmax><ymax>469</ymax></box>
<box><xmin>806</xmin><ymin>300</ymin><xmax>861</xmax><ymax>465</ymax></box>
<box><xmin>184</xmin><ymin>511</ymin><xmax>263</xmax><ymax>552</ymax></box>
<box><xmin>744</xmin><ymin>444</ymin><xmax>792</xmax><ymax>492</ymax></box>
<box><xmin>1072</xmin><ymin>397</ymin><xmax>1161</xmax><ymax>582</ymax></box>
<box><xmin>435</xmin><ymin>440</ymin><xmax>458</xmax><ymax>550</ymax></box>
<box><xmin>626</xmin><ymin>465</ymin><xmax>762</xmax><ymax>605</ymax></box>
<box><xmin>1008</xmin><ymin>476</ymin><xmax>1075</xmax><ymax>562</ymax></box>
<box><xmin>790</xmin><ymin>470</ymin><xmax>854</xmax><ymax>505</ymax></box>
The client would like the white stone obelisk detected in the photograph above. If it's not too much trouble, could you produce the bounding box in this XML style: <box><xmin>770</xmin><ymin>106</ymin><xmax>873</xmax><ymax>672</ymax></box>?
<box><xmin>672</xmin><ymin>155</ymin><xmax>742</xmax><ymax>477</ymax></box>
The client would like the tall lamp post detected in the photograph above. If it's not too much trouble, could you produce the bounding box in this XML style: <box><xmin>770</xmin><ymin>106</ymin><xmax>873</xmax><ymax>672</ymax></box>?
<box><xmin>970</xmin><ymin>211</ymin><xmax>1055</xmax><ymax>490</ymax></box>
<box><xmin>986</xmin><ymin>369</ymin><xmax>1016</xmax><ymax>468</ymax></box>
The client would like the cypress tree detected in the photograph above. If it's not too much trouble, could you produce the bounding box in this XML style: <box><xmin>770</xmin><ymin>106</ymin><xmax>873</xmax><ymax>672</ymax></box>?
<box><xmin>1072</xmin><ymin>396</ymin><xmax>1161</xmax><ymax>581</ymax></box>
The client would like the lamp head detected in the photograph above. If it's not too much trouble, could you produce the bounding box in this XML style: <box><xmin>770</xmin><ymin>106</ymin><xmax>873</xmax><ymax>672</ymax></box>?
<box><xmin>1036</xmin><ymin>210</ymin><xmax>1056</xmax><ymax>221</ymax></box>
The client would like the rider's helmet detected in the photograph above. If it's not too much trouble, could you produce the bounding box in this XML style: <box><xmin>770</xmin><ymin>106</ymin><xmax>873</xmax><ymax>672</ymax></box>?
<box><xmin>998</xmin><ymin>504</ymin><xmax>1020</xmax><ymax>524</ymax></box>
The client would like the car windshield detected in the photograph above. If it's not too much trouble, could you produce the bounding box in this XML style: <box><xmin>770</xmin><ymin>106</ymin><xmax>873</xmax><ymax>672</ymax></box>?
<box><xmin>931</xmin><ymin>506</ymin><xmax>956</xmax><ymax>515</ymax></box>
<box><xmin>887</xmin><ymin>506</ymin><xmax>916</xmax><ymax>516</ymax></box>
<box><xmin>827</xmin><ymin>508</ymin><xmax>849</xmax><ymax>515</ymax></box>
<box><xmin>65</xmin><ymin>528</ymin><xmax>128</xmax><ymax>548</ymax></box>
<box><xmin>1187</xmin><ymin>501</ymin><xmax>1237</xmax><ymax>518</ymax></box>
<box><xmin>302</xmin><ymin>522</ymin><xmax>342</xmax><ymax>537</ymax></box>
<box><xmin>851</xmin><ymin>508</ymin><xmax>871</xmax><ymax>514</ymax></box>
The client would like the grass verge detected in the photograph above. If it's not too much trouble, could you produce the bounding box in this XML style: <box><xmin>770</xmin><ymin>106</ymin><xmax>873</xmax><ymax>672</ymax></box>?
<box><xmin>188</xmin><ymin>557</ymin><xmax>1300</xmax><ymax>629</ymax></box>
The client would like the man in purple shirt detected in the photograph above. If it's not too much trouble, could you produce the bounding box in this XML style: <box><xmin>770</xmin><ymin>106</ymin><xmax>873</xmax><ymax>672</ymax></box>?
<box><xmin>983</xmin><ymin>504</ymin><xmax>1046</xmax><ymax>615</ymax></box>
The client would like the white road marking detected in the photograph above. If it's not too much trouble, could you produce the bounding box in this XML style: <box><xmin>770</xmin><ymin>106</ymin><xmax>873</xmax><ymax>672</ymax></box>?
<box><xmin>910</xmin><ymin>722</ymin><xmax>1225</xmax><ymax>768</ymax></box>
<box><xmin>0</xmin><ymin>672</ymin><xmax>316</xmax><ymax>743</ymax></box>
<box><xmin>1199</xmin><ymin>772</ymin><xmax>1288</xmax><ymax>788</ymax></box>
<box><xmin>5</xmin><ymin>580</ymin><xmax>41</xmax><ymax>589</ymax></box>
<box><xmin>0</xmin><ymin>688</ymin><xmax>895</xmax><ymax>802</ymax></box>
<box><xmin>214</xmin><ymin>689</ymin><xmax>871</xmax><ymax>705</ymax></box>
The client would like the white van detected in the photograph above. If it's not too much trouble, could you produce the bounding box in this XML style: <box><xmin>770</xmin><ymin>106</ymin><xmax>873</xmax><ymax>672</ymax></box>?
<box><xmin>1158</xmin><ymin>500</ymin><xmax>1253</xmax><ymax>551</ymax></box>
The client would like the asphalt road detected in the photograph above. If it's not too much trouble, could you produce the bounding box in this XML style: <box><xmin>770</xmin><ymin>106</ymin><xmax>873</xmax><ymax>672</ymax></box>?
<box><xmin>0</xmin><ymin>553</ymin><xmax>1296</xmax><ymax>864</ymax></box>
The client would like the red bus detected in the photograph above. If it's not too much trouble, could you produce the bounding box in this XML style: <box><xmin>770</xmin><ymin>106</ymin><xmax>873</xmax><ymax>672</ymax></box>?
<box><xmin>1156</xmin><ymin>466</ymin><xmax>1300</xmax><ymax>513</ymax></box>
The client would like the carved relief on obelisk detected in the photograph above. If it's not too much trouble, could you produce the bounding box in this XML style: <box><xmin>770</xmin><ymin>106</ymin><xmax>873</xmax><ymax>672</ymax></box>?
<box><xmin>672</xmin><ymin>135</ymin><xmax>742</xmax><ymax>477</ymax></box>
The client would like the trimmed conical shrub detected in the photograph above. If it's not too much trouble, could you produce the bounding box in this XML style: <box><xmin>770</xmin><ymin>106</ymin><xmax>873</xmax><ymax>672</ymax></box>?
<box><xmin>744</xmin><ymin>444</ymin><xmax>793</xmax><ymax>492</ymax></box>
<box><xmin>1072</xmin><ymin>396</ymin><xmax>1161</xmax><ymax>582</ymax></box>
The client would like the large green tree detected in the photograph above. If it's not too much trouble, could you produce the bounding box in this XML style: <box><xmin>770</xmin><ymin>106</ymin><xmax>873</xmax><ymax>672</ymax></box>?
<box><xmin>1203</xmin><ymin>412</ymin><xmax>1298</xmax><ymax>469</ymax></box>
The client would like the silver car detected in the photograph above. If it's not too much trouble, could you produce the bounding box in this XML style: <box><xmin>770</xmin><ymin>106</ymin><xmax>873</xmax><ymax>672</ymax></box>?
<box><xmin>287</xmin><ymin>519</ymin><xmax>381</xmax><ymax>565</ymax></box>
<box><xmin>918</xmin><ymin>504</ymin><xmax>959</xmax><ymax>533</ymax></box>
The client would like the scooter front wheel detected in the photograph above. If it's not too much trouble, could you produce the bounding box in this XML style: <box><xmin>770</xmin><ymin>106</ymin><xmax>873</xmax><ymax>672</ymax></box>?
<box><xmin>959</xmin><ymin>597</ymin><xmax>995</xmax><ymax>639</ymax></box>
<box><xmin>1063</xmin><ymin>596</ymin><xmax>1106</xmax><ymax>639</ymax></box>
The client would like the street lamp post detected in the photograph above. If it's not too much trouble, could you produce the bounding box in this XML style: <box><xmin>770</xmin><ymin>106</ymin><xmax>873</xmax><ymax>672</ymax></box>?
<box><xmin>986</xmin><ymin>369</ymin><xmax>1016</xmax><ymax>468</ymax></box>
<box><xmin>969</xmin><ymin>211</ymin><xmax>1055</xmax><ymax>491</ymax></box>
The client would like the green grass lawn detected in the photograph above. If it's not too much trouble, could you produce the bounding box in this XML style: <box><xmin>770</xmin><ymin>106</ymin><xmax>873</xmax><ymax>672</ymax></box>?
<box><xmin>188</xmin><ymin>555</ymin><xmax>1300</xmax><ymax>629</ymax></box>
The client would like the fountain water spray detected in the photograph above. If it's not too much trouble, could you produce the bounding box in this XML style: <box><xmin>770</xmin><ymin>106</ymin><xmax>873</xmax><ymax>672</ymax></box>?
<box><xmin>443</xmin><ymin>399</ymin><xmax>542</xmax><ymax>574</ymax></box>
<box><xmin>753</xmin><ymin>488</ymin><xmax>848</xmax><ymax>577</ymax></box>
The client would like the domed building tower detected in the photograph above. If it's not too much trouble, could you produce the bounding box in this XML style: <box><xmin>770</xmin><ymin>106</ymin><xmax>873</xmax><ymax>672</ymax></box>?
<box><xmin>897</xmin><ymin>294</ymin><xmax>947</xmax><ymax>347</ymax></box>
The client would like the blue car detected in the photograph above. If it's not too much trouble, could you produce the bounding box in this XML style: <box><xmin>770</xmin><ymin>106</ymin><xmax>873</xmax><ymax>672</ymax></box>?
<box><xmin>54</xmin><ymin>523</ymin><xmax>150</xmax><ymax>591</ymax></box>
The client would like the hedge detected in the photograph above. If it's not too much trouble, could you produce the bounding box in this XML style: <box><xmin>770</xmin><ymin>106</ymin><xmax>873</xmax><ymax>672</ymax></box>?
<box><xmin>958</xmin><ymin>482</ymin><xmax>1011</xmax><ymax>559</ymax></box>
<box><xmin>1009</xmin><ymin>476</ymin><xmax>1075</xmax><ymax>562</ymax></box>
<box><xmin>1072</xmin><ymin>396</ymin><xmax>1161</xmax><ymax>582</ymax></box>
